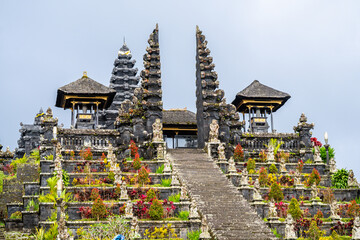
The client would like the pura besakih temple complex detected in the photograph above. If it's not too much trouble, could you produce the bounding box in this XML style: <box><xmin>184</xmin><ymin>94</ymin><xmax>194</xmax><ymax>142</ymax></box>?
<box><xmin>99</xmin><ymin>42</ymin><xmax>141</xmax><ymax>129</ymax></box>
<box><xmin>232</xmin><ymin>80</ymin><xmax>291</xmax><ymax>133</ymax></box>
<box><xmin>2</xmin><ymin>24</ymin><xmax>360</xmax><ymax>240</ymax></box>
<box><xmin>55</xmin><ymin>71</ymin><xmax>116</xmax><ymax>129</ymax></box>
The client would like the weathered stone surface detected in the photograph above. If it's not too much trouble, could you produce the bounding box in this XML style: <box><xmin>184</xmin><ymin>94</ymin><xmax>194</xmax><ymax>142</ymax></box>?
<box><xmin>169</xmin><ymin>149</ymin><xmax>276</xmax><ymax>240</ymax></box>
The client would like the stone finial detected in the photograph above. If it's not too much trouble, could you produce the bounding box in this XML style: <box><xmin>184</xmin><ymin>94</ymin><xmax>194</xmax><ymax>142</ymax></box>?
<box><xmin>199</xmin><ymin>217</ymin><xmax>211</xmax><ymax>240</ymax></box>
<box><xmin>217</xmin><ymin>143</ymin><xmax>226</xmax><ymax>161</ymax></box>
<box><xmin>285</xmin><ymin>214</ymin><xmax>297</xmax><ymax>239</ymax></box>
<box><xmin>125</xmin><ymin>199</ymin><xmax>133</xmax><ymax>218</ymax></box>
<box><xmin>252</xmin><ymin>179</ymin><xmax>262</xmax><ymax>201</ymax></box>
<box><xmin>46</xmin><ymin>107</ymin><xmax>53</xmax><ymax>118</ymax></box>
<box><xmin>348</xmin><ymin>170</ymin><xmax>359</xmax><ymax>188</ymax></box>
<box><xmin>189</xmin><ymin>200</ymin><xmax>200</xmax><ymax>220</ymax></box>
<box><xmin>299</xmin><ymin>113</ymin><xmax>307</xmax><ymax>123</ymax></box>
<box><xmin>329</xmin><ymin>200</ymin><xmax>340</xmax><ymax>220</ymax></box>
<box><xmin>352</xmin><ymin>216</ymin><xmax>360</xmax><ymax>239</ymax></box>
<box><xmin>152</xmin><ymin>118</ymin><xmax>163</xmax><ymax>142</ymax></box>
<box><xmin>157</xmin><ymin>144</ymin><xmax>165</xmax><ymax>159</ymax></box>
<box><xmin>240</xmin><ymin>168</ymin><xmax>249</xmax><ymax>187</ymax></box>
<box><xmin>208</xmin><ymin>119</ymin><xmax>220</xmax><ymax>143</ymax></box>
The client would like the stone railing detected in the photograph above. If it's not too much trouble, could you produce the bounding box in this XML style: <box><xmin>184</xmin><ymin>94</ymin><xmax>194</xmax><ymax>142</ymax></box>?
<box><xmin>240</xmin><ymin>132</ymin><xmax>300</xmax><ymax>153</ymax></box>
<box><xmin>57</xmin><ymin>128</ymin><xmax>119</xmax><ymax>151</ymax></box>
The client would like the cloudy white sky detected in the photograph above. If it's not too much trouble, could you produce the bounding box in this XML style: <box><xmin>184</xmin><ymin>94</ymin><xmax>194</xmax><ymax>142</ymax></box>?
<box><xmin>0</xmin><ymin>1</ymin><xmax>359</xmax><ymax>175</ymax></box>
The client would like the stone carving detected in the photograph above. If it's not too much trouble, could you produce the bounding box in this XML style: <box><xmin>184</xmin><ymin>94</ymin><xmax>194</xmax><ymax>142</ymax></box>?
<box><xmin>329</xmin><ymin>200</ymin><xmax>339</xmax><ymax>220</ymax></box>
<box><xmin>107</xmin><ymin>142</ymin><xmax>117</xmax><ymax>172</ymax></box>
<box><xmin>348</xmin><ymin>170</ymin><xmax>359</xmax><ymax>188</ymax></box>
<box><xmin>125</xmin><ymin>199</ymin><xmax>133</xmax><ymax>218</ymax></box>
<box><xmin>163</xmin><ymin>159</ymin><xmax>171</xmax><ymax>174</ymax></box>
<box><xmin>294</xmin><ymin>169</ymin><xmax>303</xmax><ymax>187</ymax></box>
<box><xmin>311</xmin><ymin>183</ymin><xmax>318</xmax><ymax>200</ymax></box>
<box><xmin>157</xmin><ymin>144</ymin><xmax>164</xmax><ymax>159</ymax></box>
<box><xmin>57</xmin><ymin>198</ymin><xmax>70</xmax><ymax>240</ymax></box>
<box><xmin>199</xmin><ymin>217</ymin><xmax>211</xmax><ymax>239</ymax></box>
<box><xmin>120</xmin><ymin>182</ymin><xmax>129</xmax><ymax>200</ymax></box>
<box><xmin>266</xmin><ymin>144</ymin><xmax>275</xmax><ymax>162</ymax></box>
<box><xmin>280</xmin><ymin>158</ymin><xmax>287</xmax><ymax>173</ymax></box>
<box><xmin>329</xmin><ymin>157</ymin><xmax>337</xmax><ymax>174</ymax></box>
<box><xmin>189</xmin><ymin>200</ymin><xmax>200</xmax><ymax>219</ymax></box>
<box><xmin>228</xmin><ymin>157</ymin><xmax>237</xmax><ymax>174</ymax></box>
<box><xmin>240</xmin><ymin>168</ymin><xmax>249</xmax><ymax>187</ymax></box>
<box><xmin>208</xmin><ymin>119</ymin><xmax>220</xmax><ymax>143</ymax></box>
<box><xmin>152</xmin><ymin>118</ymin><xmax>163</xmax><ymax>142</ymax></box>
<box><xmin>114</xmin><ymin>167</ymin><xmax>122</xmax><ymax>185</ymax></box>
<box><xmin>313</xmin><ymin>144</ymin><xmax>322</xmax><ymax>163</ymax></box>
<box><xmin>352</xmin><ymin>216</ymin><xmax>360</xmax><ymax>239</ymax></box>
<box><xmin>46</xmin><ymin>107</ymin><xmax>53</xmax><ymax>118</ymax></box>
<box><xmin>180</xmin><ymin>185</ymin><xmax>189</xmax><ymax>201</ymax></box>
<box><xmin>252</xmin><ymin>179</ymin><xmax>262</xmax><ymax>201</ymax></box>
<box><xmin>129</xmin><ymin>217</ymin><xmax>141</xmax><ymax>239</ymax></box>
<box><xmin>285</xmin><ymin>214</ymin><xmax>297</xmax><ymax>239</ymax></box>
<box><xmin>217</xmin><ymin>143</ymin><xmax>226</xmax><ymax>161</ymax></box>
<box><xmin>268</xmin><ymin>199</ymin><xmax>277</xmax><ymax>218</ymax></box>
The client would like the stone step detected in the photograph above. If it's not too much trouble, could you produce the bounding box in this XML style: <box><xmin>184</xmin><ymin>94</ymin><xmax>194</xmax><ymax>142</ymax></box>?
<box><xmin>168</xmin><ymin>149</ymin><xmax>276</xmax><ymax>240</ymax></box>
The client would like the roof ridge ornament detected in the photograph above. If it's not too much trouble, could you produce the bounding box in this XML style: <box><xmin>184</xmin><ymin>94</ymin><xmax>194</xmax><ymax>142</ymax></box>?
<box><xmin>83</xmin><ymin>71</ymin><xmax>88</xmax><ymax>78</ymax></box>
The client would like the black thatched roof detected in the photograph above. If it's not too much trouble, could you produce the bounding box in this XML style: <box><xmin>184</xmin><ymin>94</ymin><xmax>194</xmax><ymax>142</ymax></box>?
<box><xmin>232</xmin><ymin>80</ymin><xmax>291</xmax><ymax>112</ymax></box>
<box><xmin>163</xmin><ymin>109</ymin><xmax>196</xmax><ymax>125</ymax></box>
<box><xmin>55</xmin><ymin>74</ymin><xmax>116</xmax><ymax>109</ymax></box>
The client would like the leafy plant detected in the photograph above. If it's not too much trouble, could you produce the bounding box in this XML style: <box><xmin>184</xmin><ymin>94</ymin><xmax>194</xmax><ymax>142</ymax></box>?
<box><xmin>168</xmin><ymin>193</ymin><xmax>180</xmax><ymax>202</ymax></box>
<box><xmin>9</xmin><ymin>211</ymin><xmax>22</xmax><ymax>219</ymax></box>
<box><xmin>246</xmin><ymin>158</ymin><xmax>256</xmax><ymax>174</ymax></box>
<box><xmin>149</xmin><ymin>198</ymin><xmax>163</xmax><ymax>220</ymax></box>
<box><xmin>177</xmin><ymin>210</ymin><xmax>189</xmax><ymax>220</ymax></box>
<box><xmin>129</xmin><ymin>140</ymin><xmax>138</xmax><ymax>158</ymax></box>
<box><xmin>25</xmin><ymin>199</ymin><xmax>39</xmax><ymax>211</ymax></box>
<box><xmin>138</xmin><ymin>166</ymin><xmax>150</xmax><ymax>186</ymax></box>
<box><xmin>331</xmin><ymin>169</ymin><xmax>349</xmax><ymax>189</ymax></box>
<box><xmin>267</xmin><ymin>138</ymin><xmax>283</xmax><ymax>156</ymax></box>
<box><xmin>305</xmin><ymin>220</ymin><xmax>325</xmax><ymax>240</ymax></box>
<box><xmin>271</xmin><ymin>228</ymin><xmax>281</xmax><ymax>238</ymax></box>
<box><xmin>321</xmin><ymin>188</ymin><xmax>335</xmax><ymax>204</ymax></box>
<box><xmin>233</xmin><ymin>144</ymin><xmax>244</xmax><ymax>162</ymax></box>
<box><xmin>296</xmin><ymin>160</ymin><xmax>304</xmax><ymax>173</ymax></box>
<box><xmin>79</xmin><ymin>148</ymin><xmax>93</xmax><ymax>160</ymax></box>
<box><xmin>288</xmin><ymin>198</ymin><xmax>302</xmax><ymax>220</ymax></box>
<box><xmin>44</xmin><ymin>154</ymin><xmax>53</xmax><ymax>160</ymax></box>
<box><xmin>306</xmin><ymin>168</ymin><xmax>321</xmax><ymax>187</ymax></box>
<box><xmin>156</xmin><ymin>164</ymin><xmax>165</xmax><ymax>174</ymax></box>
<box><xmin>133</xmin><ymin>153</ymin><xmax>142</xmax><ymax>170</ymax></box>
<box><xmin>91</xmin><ymin>196</ymin><xmax>108</xmax><ymax>221</ymax></box>
<box><xmin>144</xmin><ymin>223</ymin><xmax>179</xmax><ymax>239</ymax></box>
<box><xmin>269</xmin><ymin>182</ymin><xmax>284</xmax><ymax>202</ymax></box>
<box><xmin>62</xmin><ymin>170</ymin><xmax>69</xmax><ymax>187</ymax></box>
<box><xmin>146</xmin><ymin>188</ymin><xmax>157</xmax><ymax>202</ymax></box>
<box><xmin>161</xmin><ymin>178</ymin><xmax>172</xmax><ymax>187</ymax></box>
<box><xmin>10</xmin><ymin>154</ymin><xmax>28</xmax><ymax>174</ymax></box>
<box><xmin>90</xmin><ymin>188</ymin><xmax>100</xmax><ymax>201</ymax></box>
<box><xmin>33</xmin><ymin>223</ymin><xmax>58</xmax><ymax>240</ymax></box>
<box><xmin>320</xmin><ymin>146</ymin><xmax>335</xmax><ymax>163</ymax></box>
<box><xmin>187</xmin><ymin>230</ymin><xmax>201</xmax><ymax>240</ymax></box>
<box><xmin>269</xmin><ymin>164</ymin><xmax>278</xmax><ymax>174</ymax></box>
<box><xmin>259</xmin><ymin>167</ymin><xmax>268</xmax><ymax>187</ymax></box>
<box><xmin>346</xmin><ymin>200</ymin><xmax>360</xmax><ymax>218</ymax></box>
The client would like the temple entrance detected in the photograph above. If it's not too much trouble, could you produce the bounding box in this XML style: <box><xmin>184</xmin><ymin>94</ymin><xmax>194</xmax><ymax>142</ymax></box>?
<box><xmin>162</xmin><ymin>108</ymin><xmax>197</xmax><ymax>149</ymax></box>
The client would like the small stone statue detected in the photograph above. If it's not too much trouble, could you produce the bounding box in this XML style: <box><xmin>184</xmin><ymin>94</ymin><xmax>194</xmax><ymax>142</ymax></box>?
<box><xmin>189</xmin><ymin>200</ymin><xmax>200</xmax><ymax>219</ymax></box>
<box><xmin>157</xmin><ymin>144</ymin><xmax>165</xmax><ymax>159</ymax></box>
<box><xmin>240</xmin><ymin>168</ymin><xmax>249</xmax><ymax>187</ymax></box>
<box><xmin>329</xmin><ymin>158</ymin><xmax>337</xmax><ymax>174</ymax></box>
<box><xmin>152</xmin><ymin>118</ymin><xmax>163</xmax><ymax>142</ymax></box>
<box><xmin>120</xmin><ymin>182</ymin><xmax>129</xmax><ymax>200</ymax></box>
<box><xmin>46</xmin><ymin>107</ymin><xmax>53</xmax><ymax>118</ymax></box>
<box><xmin>125</xmin><ymin>200</ymin><xmax>133</xmax><ymax>218</ymax></box>
<box><xmin>268</xmin><ymin>199</ymin><xmax>278</xmax><ymax>218</ymax></box>
<box><xmin>217</xmin><ymin>143</ymin><xmax>226</xmax><ymax>161</ymax></box>
<box><xmin>252</xmin><ymin>179</ymin><xmax>262</xmax><ymax>201</ymax></box>
<box><xmin>199</xmin><ymin>217</ymin><xmax>211</xmax><ymax>239</ymax></box>
<box><xmin>163</xmin><ymin>160</ymin><xmax>171</xmax><ymax>174</ymax></box>
<box><xmin>348</xmin><ymin>170</ymin><xmax>359</xmax><ymax>188</ymax></box>
<box><xmin>285</xmin><ymin>214</ymin><xmax>297</xmax><ymax>240</ymax></box>
<box><xmin>311</xmin><ymin>182</ymin><xmax>318</xmax><ymax>200</ymax></box>
<box><xmin>208</xmin><ymin>119</ymin><xmax>220</xmax><ymax>143</ymax></box>
<box><xmin>228</xmin><ymin>157</ymin><xmax>237</xmax><ymax>174</ymax></box>
<box><xmin>294</xmin><ymin>169</ymin><xmax>302</xmax><ymax>187</ymax></box>
<box><xmin>180</xmin><ymin>185</ymin><xmax>189</xmax><ymax>201</ymax></box>
<box><xmin>171</xmin><ymin>173</ymin><xmax>180</xmax><ymax>187</ymax></box>
<box><xmin>114</xmin><ymin>168</ymin><xmax>122</xmax><ymax>185</ymax></box>
<box><xmin>280</xmin><ymin>158</ymin><xmax>287</xmax><ymax>173</ymax></box>
<box><xmin>266</xmin><ymin>144</ymin><xmax>275</xmax><ymax>162</ymax></box>
<box><xmin>352</xmin><ymin>216</ymin><xmax>360</xmax><ymax>239</ymax></box>
<box><xmin>313</xmin><ymin>144</ymin><xmax>322</xmax><ymax>163</ymax></box>
<box><xmin>129</xmin><ymin>217</ymin><xmax>141</xmax><ymax>239</ymax></box>
<box><xmin>107</xmin><ymin>142</ymin><xmax>116</xmax><ymax>172</ymax></box>
<box><xmin>329</xmin><ymin>200</ymin><xmax>339</xmax><ymax>220</ymax></box>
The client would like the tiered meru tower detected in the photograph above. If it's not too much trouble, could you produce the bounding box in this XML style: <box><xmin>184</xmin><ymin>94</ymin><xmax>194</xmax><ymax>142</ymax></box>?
<box><xmin>99</xmin><ymin>43</ymin><xmax>140</xmax><ymax>129</ymax></box>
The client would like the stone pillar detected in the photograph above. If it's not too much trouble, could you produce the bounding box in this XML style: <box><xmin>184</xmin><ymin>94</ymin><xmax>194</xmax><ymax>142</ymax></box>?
<box><xmin>39</xmin><ymin>107</ymin><xmax>58</xmax><ymax>158</ymax></box>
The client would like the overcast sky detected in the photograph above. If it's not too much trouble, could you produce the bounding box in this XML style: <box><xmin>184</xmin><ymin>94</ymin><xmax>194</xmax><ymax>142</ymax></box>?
<box><xmin>0</xmin><ymin>0</ymin><xmax>359</xmax><ymax>176</ymax></box>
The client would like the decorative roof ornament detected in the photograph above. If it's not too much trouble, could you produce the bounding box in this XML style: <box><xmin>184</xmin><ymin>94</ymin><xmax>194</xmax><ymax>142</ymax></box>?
<box><xmin>82</xmin><ymin>71</ymin><xmax>87</xmax><ymax>78</ymax></box>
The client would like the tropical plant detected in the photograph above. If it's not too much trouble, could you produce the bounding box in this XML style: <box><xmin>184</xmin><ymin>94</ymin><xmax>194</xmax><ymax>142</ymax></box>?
<box><xmin>269</xmin><ymin>182</ymin><xmax>284</xmax><ymax>202</ymax></box>
<box><xmin>129</xmin><ymin>140</ymin><xmax>138</xmax><ymax>157</ymax></box>
<box><xmin>259</xmin><ymin>167</ymin><xmax>268</xmax><ymax>187</ymax></box>
<box><xmin>233</xmin><ymin>144</ymin><xmax>244</xmax><ymax>162</ymax></box>
<box><xmin>62</xmin><ymin>170</ymin><xmax>69</xmax><ymax>187</ymax></box>
<box><xmin>168</xmin><ymin>193</ymin><xmax>180</xmax><ymax>202</ymax></box>
<box><xmin>79</xmin><ymin>148</ymin><xmax>93</xmax><ymax>160</ymax></box>
<box><xmin>267</xmin><ymin>138</ymin><xmax>283</xmax><ymax>156</ymax></box>
<box><xmin>306</xmin><ymin>168</ymin><xmax>321</xmax><ymax>187</ymax></box>
<box><xmin>90</xmin><ymin>188</ymin><xmax>100</xmax><ymax>201</ymax></box>
<box><xmin>146</xmin><ymin>188</ymin><xmax>157</xmax><ymax>202</ymax></box>
<box><xmin>331</xmin><ymin>169</ymin><xmax>349</xmax><ymax>189</ymax></box>
<box><xmin>320</xmin><ymin>146</ymin><xmax>335</xmax><ymax>163</ymax></box>
<box><xmin>288</xmin><ymin>198</ymin><xmax>302</xmax><ymax>220</ymax></box>
<box><xmin>187</xmin><ymin>230</ymin><xmax>201</xmax><ymax>240</ymax></box>
<box><xmin>156</xmin><ymin>164</ymin><xmax>165</xmax><ymax>174</ymax></box>
<box><xmin>305</xmin><ymin>220</ymin><xmax>325</xmax><ymax>240</ymax></box>
<box><xmin>177</xmin><ymin>211</ymin><xmax>189</xmax><ymax>220</ymax></box>
<box><xmin>32</xmin><ymin>223</ymin><xmax>58</xmax><ymax>240</ymax></box>
<box><xmin>25</xmin><ymin>199</ymin><xmax>39</xmax><ymax>211</ymax></box>
<box><xmin>133</xmin><ymin>153</ymin><xmax>142</xmax><ymax>170</ymax></box>
<box><xmin>246</xmin><ymin>158</ymin><xmax>256</xmax><ymax>174</ymax></box>
<box><xmin>91</xmin><ymin>196</ymin><xmax>108</xmax><ymax>221</ymax></box>
<box><xmin>269</xmin><ymin>164</ymin><xmax>278</xmax><ymax>174</ymax></box>
<box><xmin>10</xmin><ymin>154</ymin><xmax>28</xmax><ymax>174</ymax></box>
<box><xmin>149</xmin><ymin>198</ymin><xmax>163</xmax><ymax>220</ymax></box>
<box><xmin>9</xmin><ymin>211</ymin><xmax>22</xmax><ymax>219</ymax></box>
<box><xmin>296</xmin><ymin>160</ymin><xmax>304</xmax><ymax>173</ymax></box>
<box><xmin>144</xmin><ymin>223</ymin><xmax>179</xmax><ymax>239</ymax></box>
<box><xmin>138</xmin><ymin>166</ymin><xmax>150</xmax><ymax>186</ymax></box>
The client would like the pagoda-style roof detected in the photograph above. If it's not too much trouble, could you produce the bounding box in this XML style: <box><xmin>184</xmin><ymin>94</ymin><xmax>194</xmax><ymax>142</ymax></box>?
<box><xmin>232</xmin><ymin>80</ymin><xmax>291</xmax><ymax>113</ymax></box>
<box><xmin>55</xmin><ymin>72</ymin><xmax>116</xmax><ymax>109</ymax></box>
<box><xmin>163</xmin><ymin>109</ymin><xmax>196</xmax><ymax>125</ymax></box>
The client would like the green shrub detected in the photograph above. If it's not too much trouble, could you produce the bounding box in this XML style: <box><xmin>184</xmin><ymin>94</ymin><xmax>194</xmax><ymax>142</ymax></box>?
<box><xmin>10</xmin><ymin>154</ymin><xmax>28</xmax><ymax>174</ymax></box>
<box><xmin>161</xmin><ymin>178</ymin><xmax>172</xmax><ymax>187</ymax></box>
<box><xmin>168</xmin><ymin>193</ymin><xmax>180</xmax><ymax>202</ymax></box>
<box><xmin>187</xmin><ymin>230</ymin><xmax>201</xmax><ymax>240</ymax></box>
<box><xmin>320</xmin><ymin>146</ymin><xmax>335</xmax><ymax>163</ymax></box>
<box><xmin>288</xmin><ymin>198</ymin><xmax>302</xmax><ymax>220</ymax></box>
<box><xmin>146</xmin><ymin>188</ymin><xmax>157</xmax><ymax>202</ymax></box>
<box><xmin>271</xmin><ymin>228</ymin><xmax>281</xmax><ymax>238</ymax></box>
<box><xmin>269</xmin><ymin>164</ymin><xmax>278</xmax><ymax>174</ymax></box>
<box><xmin>133</xmin><ymin>156</ymin><xmax>141</xmax><ymax>170</ymax></box>
<box><xmin>44</xmin><ymin>154</ymin><xmax>53</xmax><ymax>160</ymax></box>
<box><xmin>177</xmin><ymin>211</ymin><xmax>189</xmax><ymax>220</ymax></box>
<box><xmin>33</xmin><ymin>223</ymin><xmax>58</xmax><ymax>240</ymax></box>
<box><xmin>108</xmin><ymin>171</ymin><xmax>115</xmax><ymax>183</ymax></box>
<box><xmin>138</xmin><ymin>166</ymin><xmax>150</xmax><ymax>186</ymax></box>
<box><xmin>90</xmin><ymin>188</ymin><xmax>100</xmax><ymax>201</ymax></box>
<box><xmin>156</xmin><ymin>164</ymin><xmax>165</xmax><ymax>174</ymax></box>
<box><xmin>149</xmin><ymin>198</ymin><xmax>163</xmax><ymax>220</ymax></box>
<box><xmin>26</xmin><ymin>199</ymin><xmax>39</xmax><ymax>211</ymax></box>
<box><xmin>305</xmin><ymin>220</ymin><xmax>325</xmax><ymax>240</ymax></box>
<box><xmin>62</xmin><ymin>170</ymin><xmax>69</xmax><ymax>187</ymax></box>
<box><xmin>331</xmin><ymin>169</ymin><xmax>348</xmax><ymax>189</ymax></box>
<box><xmin>9</xmin><ymin>211</ymin><xmax>22</xmax><ymax>219</ymax></box>
<box><xmin>30</xmin><ymin>149</ymin><xmax>40</xmax><ymax>163</ymax></box>
<box><xmin>268</xmin><ymin>182</ymin><xmax>284</xmax><ymax>202</ymax></box>
<box><xmin>91</xmin><ymin>196</ymin><xmax>108</xmax><ymax>221</ymax></box>
<box><xmin>233</xmin><ymin>144</ymin><xmax>244</xmax><ymax>162</ymax></box>
<box><xmin>259</xmin><ymin>167</ymin><xmax>268</xmax><ymax>187</ymax></box>
<box><xmin>247</xmin><ymin>158</ymin><xmax>256</xmax><ymax>174</ymax></box>
<box><xmin>306</xmin><ymin>168</ymin><xmax>321</xmax><ymax>186</ymax></box>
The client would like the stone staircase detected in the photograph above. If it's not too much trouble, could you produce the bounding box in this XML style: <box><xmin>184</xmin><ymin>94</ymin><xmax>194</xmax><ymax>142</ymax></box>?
<box><xmin>168</xmin><ymin>149</ymin><xmax>276</xmax><ymax>240</ymax></box>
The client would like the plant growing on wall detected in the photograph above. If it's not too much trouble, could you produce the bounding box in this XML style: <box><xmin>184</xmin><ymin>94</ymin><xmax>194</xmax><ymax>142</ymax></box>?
<box><xmin>133</xmin><ymin>153</ymin><xmax>141</xmax><ymax>170</ymax></box>
<box><xmin>91</xmin><ymin>196</ymin><xmax>108</xmax><ymax>221</ymax></box>
<box><xmin>259</xmin><ymin>167</ymin><xmax>268</xmax><ymax>187</ymax></box>
<box><xmin>149</xmin><ymin>198</ymin><xmax>163</xmax><ymax>220</ymax></box>
<box><xmin>288</xmin><ymin>198</ymin><xmax>302</xmax><ymax>220</ymax></box>
<box><xmin>138</xmin><ymin>166</ymin><xmax>150</xmax><ymax>186</ymax></box>
<box><xmin>331</xmin><ymin>168</ymin><xmax>348</xmax><ymax>189</ymax></box>
<box><xmin>320</xmin><ymin>146</ymin><xmax>335</xmax><ymax>163</ymax></box>
<box><xmin>246</xmin><ymin>158</ymin><xmax>256</xmax><ymax>174</ymax></box>
<box><xmin>269</xmin><ymin>164</ymin><xmax>278</xmax><ymax>174</ymax></box>
<box><xmin>269</xmin><ymin>182</ymin><xmax>284</xmax><ymax>202</ymax></box>
<box><xmin>129</xmin><ymin>140</ymin><xmax>138</xmax><ymax>158</ymax></box>
<box><xmin>306</xmin><ymin>168</ymin><xmax>321</xmax><ymax>187</ymax></box>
